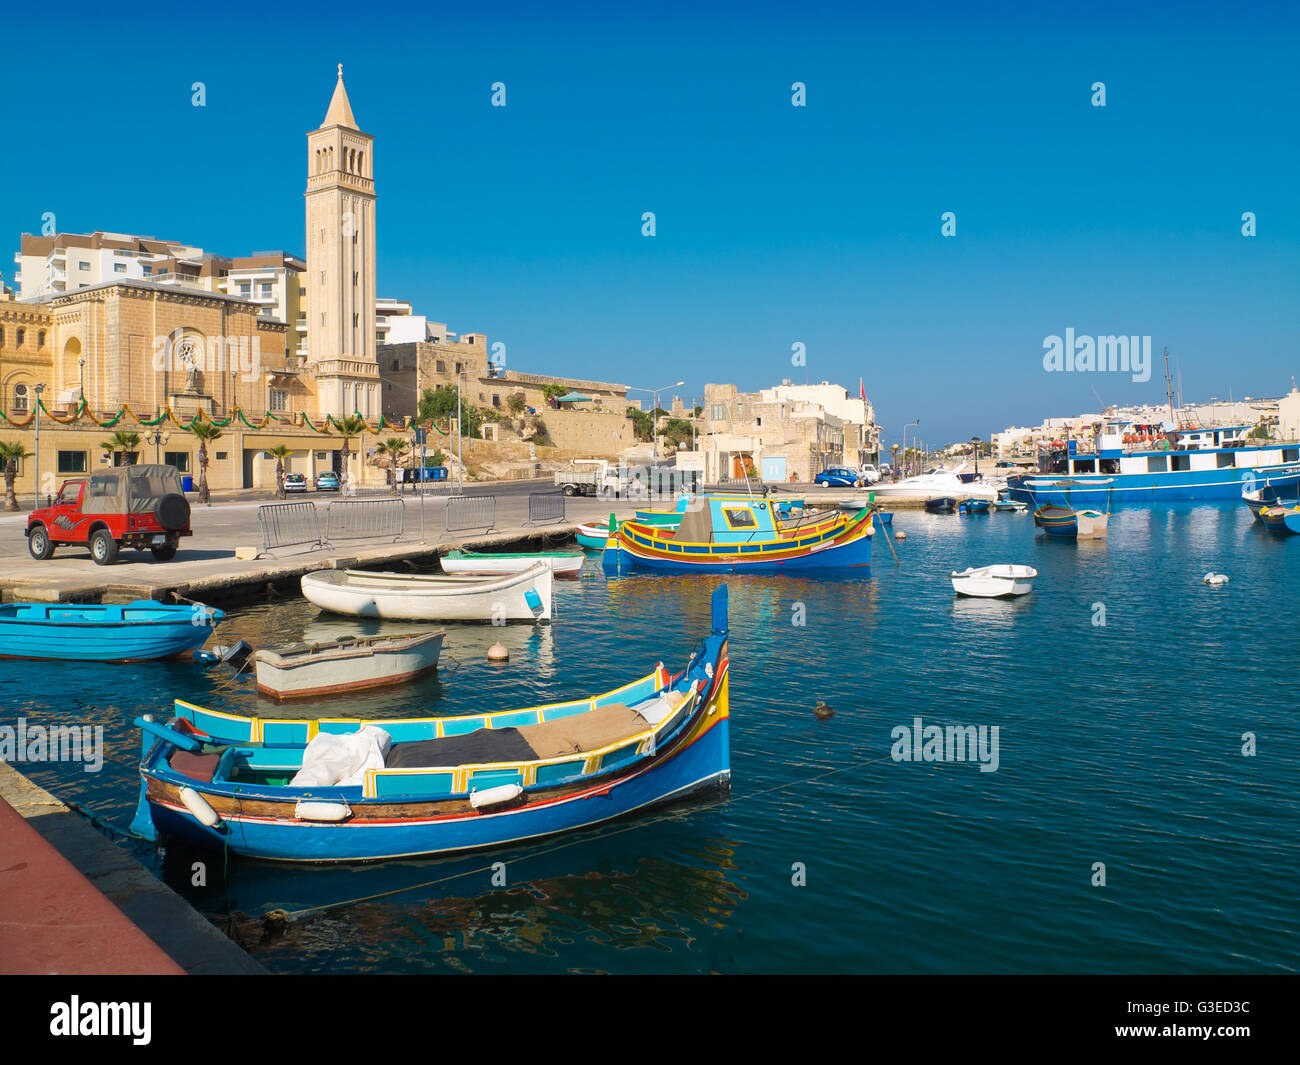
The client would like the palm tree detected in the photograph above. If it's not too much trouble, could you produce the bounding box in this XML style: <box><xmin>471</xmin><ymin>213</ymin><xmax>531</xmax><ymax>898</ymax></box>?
<box><xmin>0</xmin><ymin>441</ymin><xmax>32</xmax><ymax>512</ymax></box>
<box><xmin>333</xmin><ymin>415</ymin><xmax>368</xmax><ymax>491</ymax></box>
<box><xmin>267</xmin><ymin>444</ymin><xmax>293</xmax><ymax>499</ymax></box>
<box><xmin>100</xmin><ymin>430</ymin><xmax>141</xmax><ymax>466</ymax></box>
<box><xmin>187</xmin><ymin>421</ymin><xmax>223</xmax><ymax>505</ymax></box>
<box><xmin>375</xmin><ymin>436</ymin><xmax>408</xmax><ymax>487</ymax></box>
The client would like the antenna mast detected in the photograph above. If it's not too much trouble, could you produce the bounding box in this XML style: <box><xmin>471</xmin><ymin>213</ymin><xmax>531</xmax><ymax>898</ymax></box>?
<box><xmin>1162</xmin><ymin>346</ymin><xmax>1177</xmax><ymax>425</ymax></box>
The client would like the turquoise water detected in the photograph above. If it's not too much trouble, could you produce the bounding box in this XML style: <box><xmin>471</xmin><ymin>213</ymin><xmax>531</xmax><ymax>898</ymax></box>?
<box><xmin>4</xmin><ymin>501</ymin><xmax>1298</xmax><ymax>973</ymax></box>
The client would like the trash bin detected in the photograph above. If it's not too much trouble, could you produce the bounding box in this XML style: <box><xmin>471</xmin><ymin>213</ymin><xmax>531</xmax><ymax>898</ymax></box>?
<box><xmin>182</xmin><ymin>475</ymin><xmax>194</xmax><ymax>492</ymax></box>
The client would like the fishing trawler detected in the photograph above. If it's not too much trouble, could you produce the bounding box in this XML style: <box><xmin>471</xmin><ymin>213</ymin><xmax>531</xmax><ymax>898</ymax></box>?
<box><xmin>1006</xmin><ymin>423</ymin><xmax>1300</xmax><ymax>505</ymax></box>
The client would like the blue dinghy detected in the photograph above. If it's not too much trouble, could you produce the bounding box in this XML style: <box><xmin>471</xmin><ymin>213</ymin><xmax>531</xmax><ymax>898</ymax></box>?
<box><xmin>130</xmin><ymin>587</ymin><xmax>733</xmax><ymax>862</ymax></box>
<box><xmin>0</xmin><ymin>601</ymin><xmax>222</xmax><ymax>662</ymax></box>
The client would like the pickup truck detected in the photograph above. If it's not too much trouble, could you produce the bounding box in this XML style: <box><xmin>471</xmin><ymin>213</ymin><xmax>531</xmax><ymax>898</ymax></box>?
<box><xmin>26</xmin><ymin>464</ymin><xmax>192</xmax><ymax>565</ymax></box>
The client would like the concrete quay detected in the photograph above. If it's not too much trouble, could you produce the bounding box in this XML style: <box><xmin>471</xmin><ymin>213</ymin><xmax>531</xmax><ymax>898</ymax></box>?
<box><xmin>0</xmin><ymin>488</ymin><xmax>633</xmax><ymax>606</ymax></box>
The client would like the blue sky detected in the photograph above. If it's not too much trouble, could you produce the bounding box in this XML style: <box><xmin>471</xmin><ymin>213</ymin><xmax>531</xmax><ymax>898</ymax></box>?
<box><xmin>2</xmin><ymin>1</ymin><xmax>1296</xmax><ymax>446</ymax></box>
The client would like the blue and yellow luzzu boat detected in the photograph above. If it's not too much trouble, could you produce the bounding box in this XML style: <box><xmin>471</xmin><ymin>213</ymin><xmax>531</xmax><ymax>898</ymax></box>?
<box><xmin>129</xmin><ymin>587</ymin><xmax>732</xmax><ymax>862</ymax></box>
<box><xmin>602</xmin><ymin>495</ymin><xmax>872</xmax><ymax>573</ymax></box>
<box><xmin>0</xmin><ymin>601</ymin><xmax>222</xmax><ymax>662</ymax></box>
<box><xmin>1259</xmin><ymin>503</ymin><xmax>1300</xmax><ymax>537</ymax></box>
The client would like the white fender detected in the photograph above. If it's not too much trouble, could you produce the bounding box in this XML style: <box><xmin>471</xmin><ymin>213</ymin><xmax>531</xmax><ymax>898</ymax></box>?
<box><xmin>294</xmin><ymin>800</ymin><xmax>353</xmax><ymax>823</ymax></box>
<box><xmin>179</xmin><ymin>786</ymin><xmax>222</xmax><ymax>828</ymax></box>
<box><xmin>470</xmin><ymin>784</ymin><xmax>523</xmax><ymax>810</ymax></box>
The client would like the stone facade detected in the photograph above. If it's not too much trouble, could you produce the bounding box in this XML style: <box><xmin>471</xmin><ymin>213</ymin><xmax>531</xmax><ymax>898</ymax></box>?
<box><xmin>697</xmin><ymin>381</ymin><xmax>877</xmax><ymax>482</ymax></box>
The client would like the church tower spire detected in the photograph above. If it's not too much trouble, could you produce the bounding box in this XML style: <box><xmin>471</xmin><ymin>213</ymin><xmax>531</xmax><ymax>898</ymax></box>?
<box><xmin>305</xmin><ymin>62</ymin><xmax>377</xmax><ymax>403</ymax></box>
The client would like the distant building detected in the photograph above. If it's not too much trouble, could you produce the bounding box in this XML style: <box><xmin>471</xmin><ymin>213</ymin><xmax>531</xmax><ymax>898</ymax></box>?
<box><xmin>698</xmin><ymin>379</ymin><xmax>879</xmax><ymax>482</ymax></box>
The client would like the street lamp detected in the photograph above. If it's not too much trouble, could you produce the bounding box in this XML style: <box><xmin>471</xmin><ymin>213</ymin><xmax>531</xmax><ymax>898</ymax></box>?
<box><xmin>147</xmin><ymin>429</ymin><xmax>170</xmax><ymax>465</ymax></box>
<box><xmin>455</xmin><ymin>370</ymin><xmax>469</xmax><ymax>495</ymax></box>
<box><xmin>33</xmin><ymin>383</ymin><xmax>46</xmax><ymax>506</ymax></box>
<box><xmin>901</xmin><ymin>419</ymin><xmax>919</xmax><ymax>478</ymax></box>
<box><xmin>627</xmin><ymin>381</ymin><xmax>684</xmax><ymax>463</ymax></box>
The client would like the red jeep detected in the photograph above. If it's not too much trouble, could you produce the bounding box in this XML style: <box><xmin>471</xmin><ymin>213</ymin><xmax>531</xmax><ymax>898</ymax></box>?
<box><xmin>26</xmin><ymin>464</ymin><xmax>193</xmax><ymax>565</ymax></box>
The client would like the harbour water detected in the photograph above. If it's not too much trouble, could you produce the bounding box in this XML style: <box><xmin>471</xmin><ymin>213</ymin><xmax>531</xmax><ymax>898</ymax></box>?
<box><xmin>3</xmin><ymin>501</ymin><xmax>1297</xmax><ymax>974</ymax></box>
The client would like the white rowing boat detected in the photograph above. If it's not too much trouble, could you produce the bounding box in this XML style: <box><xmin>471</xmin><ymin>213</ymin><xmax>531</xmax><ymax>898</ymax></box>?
<box><xmin>301</xmin><ymin>562</ymin><xmax>553</xmax><ymax>622</ymax></box>
<box><xmin>251</xmin><ymin>630</ymin><xmax>446</xmax><ymax>699</ymax></box>
<box><xmin>950</xmin><ymin>564</ymin><xmax>1038</xmax><ymax>598</ymax></box>
<box><xmin>440</xmin><ymin>549</ymin><xmax>584</xmax><ymax>577</ymax></box>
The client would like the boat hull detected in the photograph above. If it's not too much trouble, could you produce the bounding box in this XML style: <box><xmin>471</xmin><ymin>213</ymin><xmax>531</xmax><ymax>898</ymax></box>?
<box><xmin>1009</xmin><ymin>463</ymin><xmax>1300</xmax><ymax>505</ymax></box>
<box><xmin>602</xmin><ymin>510</ymin><xmax>873</xmax><ymax>573</ymax></box>
<box><xmin>252</xmin><ymin>631</ymin><xmax>445</xmax><ymax>699</ymax></box>
<box><xmin>301</xmin><ymin>565</ymin><xmax>552</xmax><ymax>622</ymax></box>
<box><xmin>441</xmin><ymin>551</ymin><xmax>584</xmax><ymax>577</ymax></box>
<box><xmin>1260</xmin><ymin>506</ymin><xmax>1300</xmax><ymax>536</ymax></box>
<box><xmin>0</xmin><ymin>601</ymin><xmax>221</xmax><ymax>662</ymax></box>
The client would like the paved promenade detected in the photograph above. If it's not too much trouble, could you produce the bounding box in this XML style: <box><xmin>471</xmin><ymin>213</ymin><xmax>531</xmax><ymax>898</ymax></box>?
<box><xmin>0</xmin><ymin>487</ymin><xmax>632</xmax><ymax>604</ymax></box>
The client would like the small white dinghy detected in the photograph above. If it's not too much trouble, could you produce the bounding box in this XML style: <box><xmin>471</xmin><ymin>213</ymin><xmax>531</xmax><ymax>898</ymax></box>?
<box><xmin>252</xmin><ymin>630</ymin><xmax>446</xmax><ymax>700</ymax></box>
<box><xmin>950</xmin><ymin>564</ymin><xmax>1038</xmax><ymax>598</ymax></box>
<box><xmin>301</xmin><ymin>562</ymin><xmax>553</xmax><ymax>622</ymax></box>
<box><xmin>440</xmin><ymin>549</ymin><xmax>584</xmax><ymax>578</ymax></box>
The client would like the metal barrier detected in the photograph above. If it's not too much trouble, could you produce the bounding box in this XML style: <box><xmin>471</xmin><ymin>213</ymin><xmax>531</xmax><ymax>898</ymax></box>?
<box><xmin>258</xmin><ymin>502</ymin><xmax>323</xmax><ymax>555</ymax></box>
<box><xmin>445</xmin><ymin>494</ymin><xmax>496</xmax><ymax>533</ymax></box>
<box><xmin>326</xmin><ymin>497</ymin><xmax>405</xmax><ymax>542</ymax></box>
<box><xmin>526</xmin><ymin>489</ymin><xmax>566</xmax><ymax>526</ymax></box>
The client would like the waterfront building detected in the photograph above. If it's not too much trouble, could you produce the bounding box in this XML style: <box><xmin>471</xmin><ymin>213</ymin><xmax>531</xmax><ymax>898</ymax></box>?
<box><xmin>697</xmin><ymin>380</ymin><xmax>878</xmax><ymax>483</ymax></box>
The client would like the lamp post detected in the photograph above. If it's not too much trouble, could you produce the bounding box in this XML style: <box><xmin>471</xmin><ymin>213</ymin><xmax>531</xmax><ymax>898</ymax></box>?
<box><xmin>33</xmin><ymin>383</ymin><xmax>46</xmax><ymax>506</ymax></box>
<box><xmin>147</xmin><ymin>429</ymin><xmax>169</xmax><ymax>466</ymax></box>
<box><xmin>455</xmin><ymin>370</ymin><xmax>468</xmax><ymax>495</ymax></box>
<box><xmin>901</xmin><ymin>419</ymin><xmax>919</xmax><ymax>478</ymax></box>
<box><xmin>627</xmin><ymin>381</ymin><xmax>684</xmax><ymax>463</ymax></box>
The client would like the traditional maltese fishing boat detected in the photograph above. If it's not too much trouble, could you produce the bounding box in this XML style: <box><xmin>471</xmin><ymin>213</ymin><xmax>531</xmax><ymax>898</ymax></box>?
<box><xmin>602</xmin><ymin>495</ymin><xmax>872</xmax><ymax>573</ymax></box>
<box><xmin>129</xmin><ymin>587</ymin><xmax>732</xmax><ymax>862</ymax></box>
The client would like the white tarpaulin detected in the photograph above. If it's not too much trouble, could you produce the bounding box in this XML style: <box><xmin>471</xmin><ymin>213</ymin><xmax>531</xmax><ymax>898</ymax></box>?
<box><xmin>290</xmin><ymin>726</ymin><xmax>393</xmax><ymax>789</ymax></box>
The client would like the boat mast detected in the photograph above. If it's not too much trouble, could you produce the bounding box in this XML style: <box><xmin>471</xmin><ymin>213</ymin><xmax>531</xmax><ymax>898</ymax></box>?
<box><xmin>1163</xmin><ymin>346</ymin><xmax>1177</xmax><ymax>426</ymax></box>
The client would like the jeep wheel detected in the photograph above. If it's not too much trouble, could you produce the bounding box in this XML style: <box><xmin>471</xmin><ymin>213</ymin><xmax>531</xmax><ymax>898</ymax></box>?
<box><xmin>28</xmin><ymin>526</ymin><xmax>54</xmax><ymax>561</ymax></box>
<box><xmin>89</xmin><ymin>529</ymin><xmax>119</xmax><ymax>566</ymax></box>
<box><xmin>150</xmin><ymin>542</ymin><xmax>178</xmax><ymax>562</ymax></box>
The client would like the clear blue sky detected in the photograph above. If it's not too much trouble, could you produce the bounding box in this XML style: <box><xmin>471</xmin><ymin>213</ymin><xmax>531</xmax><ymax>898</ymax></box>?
<box><xmin>2</xmin><ymin>1</ymin><xmax>1296</xmax><ymax>447</ymax></box>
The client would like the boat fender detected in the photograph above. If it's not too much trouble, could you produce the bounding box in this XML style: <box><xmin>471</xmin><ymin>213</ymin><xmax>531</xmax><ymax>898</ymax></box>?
<box><xmin>179</xmin><ymin>786</ymin><xmax>222</xmax><ymax>828</ymax></box>
<box><xmin>470</xmin><ymin>784</ymin><xmax>523</xmax><ymax>810</ymax></box>
<box><xmin>524</xmin><ymin>588</ymin><xmax>543</xmax><ymax>613</ymax></box>
<box><xmin>294</xmin><ymin>799</ymin><xmax>353</xmax><ymax>823</ymax></box>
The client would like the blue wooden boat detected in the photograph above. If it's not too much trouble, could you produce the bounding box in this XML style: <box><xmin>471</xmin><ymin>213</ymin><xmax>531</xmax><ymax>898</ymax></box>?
<box><xmin>925</xmin><ymin>496</ymin><xmax>957</xmax><ymax>513</ymax></box>
<box><xmin>958</xmin><ymin>498</ymin><xmax>990</xmax><ymax>515</ymax></box>
<box><xmin>602</xmin><ymin>495</ymin><xmax>872</xmax><ymax>573</ymax></box>
<box><xmin>129</xmin><ymin>587</ymin><xmax>732</xmax><ymax>862</ymax></box>
<box><xmin>1259</xmin><ymin>504</ymin><xmax>1300</xmax><ymax>536</ymax></box>
<box><xmin>1033</xmin><ymin>503</ymin><xmax>1108</xmax><ymax>539</ymax></box>
<box><xmin>0</xmin><ymin>601</ymin><xmax>222</xmax><ymax>662</ymax></box>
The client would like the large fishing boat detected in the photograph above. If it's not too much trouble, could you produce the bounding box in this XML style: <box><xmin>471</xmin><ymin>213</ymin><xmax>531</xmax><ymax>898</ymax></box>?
<box><xmin>602</xmin><ymin>494</ymin><xmax>872</xmax><ymax>573</ymax></box>
<box><xmin>1006</xmin><ymin>421</ymin><xmax>1300</xmax><ymax>506</ymax></box>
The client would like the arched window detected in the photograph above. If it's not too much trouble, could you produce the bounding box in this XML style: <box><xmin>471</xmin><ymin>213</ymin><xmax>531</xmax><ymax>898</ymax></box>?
<box><xmin>16</xmin><ymin>328</ymin><xmax>24</xmax><ymax>347</ymax></box>
<box><xmin>357</xmin><ymin>152</ymin><xmax>364</xmax><ymax>175</ymax></box>
<box><xmin>37</xmin><ymin>330</ymin><xmax>45</xmax><ymax>347</ymax></box>
<box><xmin>13</xmin><ymin>383</ymin><xmax>29</xmax><ymax>413</ymax></box>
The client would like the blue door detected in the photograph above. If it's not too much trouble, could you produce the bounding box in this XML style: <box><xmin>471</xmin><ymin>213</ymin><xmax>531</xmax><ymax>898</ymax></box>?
<box><xmin>761</xmin><ymin>456</ymin><xmax>787</xmax><ymax>482</ymax></box>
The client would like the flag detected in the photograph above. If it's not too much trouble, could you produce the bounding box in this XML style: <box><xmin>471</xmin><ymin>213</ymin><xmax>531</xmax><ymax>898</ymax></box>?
<box><xmin>859</xmin><ymin>377</ymin><xmax>865</xmax><ymax>402</ymax></box>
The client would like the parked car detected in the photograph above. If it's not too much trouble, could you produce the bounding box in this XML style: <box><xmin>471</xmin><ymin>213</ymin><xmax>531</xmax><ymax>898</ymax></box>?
<box><xmin>315</xmin><ymin>471</ymin><xmax>341</xmax><ymax>492</ymax></box>
<box><xmin>813</xmin><ymin>467</ymin><xmax>862</xmax><ymax>488</ymax></box>
<box><xmin>284</xmin><ymin>473</ymin><xmax>308</xmax><ymax>493</ymax></box>
<box><xmin>26</xmin><ymin>465</ymin><xmax>192</xmax><ymax>565</ymax></box>
<box><xmin>857</xmin><ymin>463</ymin><xmax>882</xmax><ymax>485</ymax></box>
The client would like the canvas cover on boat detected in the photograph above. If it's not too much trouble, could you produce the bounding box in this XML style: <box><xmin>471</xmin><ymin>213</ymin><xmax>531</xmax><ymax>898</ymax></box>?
<box><xmin>673</xmin><ymin>500</ymin><xmax>714</xmax><ymax>543</ymax></box>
